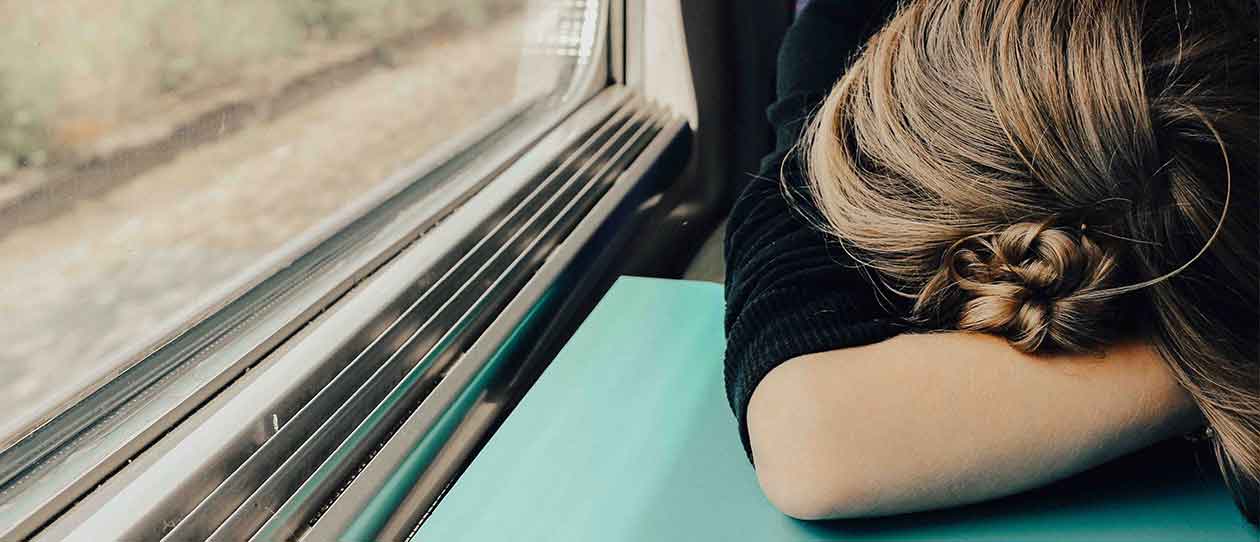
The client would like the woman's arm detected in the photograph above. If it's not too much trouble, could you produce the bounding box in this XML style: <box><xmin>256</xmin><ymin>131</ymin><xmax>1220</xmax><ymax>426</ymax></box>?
<box><xmin>747</xmin><ymin>332</ymin><xmax>1202</xmax><ymax>520</ymax></box>
<box><xmin>723</xmin><ymin>0</ymin><xmax>904</xmax><ymax>462</ymax></box>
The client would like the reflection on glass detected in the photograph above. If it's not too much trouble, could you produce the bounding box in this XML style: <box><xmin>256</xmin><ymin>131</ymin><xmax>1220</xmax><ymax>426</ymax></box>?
<box><xmin>0</xmin><ymin>0</ymin><xmax>592</xmax><ymax>429</ymax></box>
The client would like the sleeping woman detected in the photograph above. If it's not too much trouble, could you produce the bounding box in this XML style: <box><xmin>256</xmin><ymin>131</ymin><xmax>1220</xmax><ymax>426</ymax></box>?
<box><xmin>723</xmin><ymin>0</ymin><xmax>1258</xmax><ymax>523</ymax></box>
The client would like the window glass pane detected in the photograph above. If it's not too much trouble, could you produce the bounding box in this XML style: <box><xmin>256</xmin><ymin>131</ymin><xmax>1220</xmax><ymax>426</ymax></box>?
<box><xmin>0</xmin><ymin>0</ymin><xmax>599</xmax><ymax>429</ymax></box>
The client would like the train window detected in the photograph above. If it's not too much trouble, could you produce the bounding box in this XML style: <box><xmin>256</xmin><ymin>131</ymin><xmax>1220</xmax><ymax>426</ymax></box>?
<box><xmin>0</xmin><ymin>0</ymin><xmax>611</xmax><ymax>537</ymax></box>
<box><xmin>0</xmin><ymin>2</ymin><xmax>594</xmax><ymax>440</ymax></box>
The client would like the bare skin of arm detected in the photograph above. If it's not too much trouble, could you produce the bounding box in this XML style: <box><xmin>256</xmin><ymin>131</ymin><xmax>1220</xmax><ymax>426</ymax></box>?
<box><xmin>747</xmin><ymin>332</ymin><xmax>1203</xmax><ymax>520</ymax></box>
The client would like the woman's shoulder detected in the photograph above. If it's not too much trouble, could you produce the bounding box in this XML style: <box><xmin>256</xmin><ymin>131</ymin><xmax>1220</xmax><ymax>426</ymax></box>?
<box><xmin>776</xmin><ymin>1</ymin><xmax>897</xmax><ymax>99</ymax></box>
<box><xmin>768</xmin><ymin>1</ymin><xmax>898</xmax><ymax>154</ymax></box>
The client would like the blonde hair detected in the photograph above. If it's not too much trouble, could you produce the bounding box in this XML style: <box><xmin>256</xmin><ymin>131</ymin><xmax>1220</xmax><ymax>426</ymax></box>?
<box><xmin>802</xmin><ymin>0</ymin><xmax>1258</xmax><ymax>520</ymax></box>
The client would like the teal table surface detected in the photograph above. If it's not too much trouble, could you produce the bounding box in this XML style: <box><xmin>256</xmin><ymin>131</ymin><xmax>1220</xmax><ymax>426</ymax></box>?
<box><xmin>416</xmin><ymin>277</ymin><xmax>1256</xmax><ymax>541</ymax></box>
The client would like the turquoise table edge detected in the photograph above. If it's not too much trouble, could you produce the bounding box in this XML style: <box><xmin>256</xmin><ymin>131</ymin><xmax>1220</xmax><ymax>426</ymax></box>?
<box><xmin>413</xmin><ymin>276</ymin><xmax>1257</xmax><ymax>541</ymax></box>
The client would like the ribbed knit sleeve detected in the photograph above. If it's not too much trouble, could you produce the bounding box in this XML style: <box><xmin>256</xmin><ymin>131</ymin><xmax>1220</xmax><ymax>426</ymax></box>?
<box><xmin>723</xmin><ymin>0</ymin><xmax>906</xmax><ymax>461</ymax></box>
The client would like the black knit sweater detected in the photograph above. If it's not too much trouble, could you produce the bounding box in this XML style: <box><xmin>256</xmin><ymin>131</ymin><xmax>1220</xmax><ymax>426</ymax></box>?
<box><xmin>723</xmin><ymin>0</ymin><xmax>906</xmax><ymax>459</ymax></box>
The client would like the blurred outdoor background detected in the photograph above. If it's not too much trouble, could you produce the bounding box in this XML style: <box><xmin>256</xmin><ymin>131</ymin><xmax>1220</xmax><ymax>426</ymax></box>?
<box><xmin>0</xmin><ymin>0</ymin><xmax>571</xmax><ymax>421</ymax></box>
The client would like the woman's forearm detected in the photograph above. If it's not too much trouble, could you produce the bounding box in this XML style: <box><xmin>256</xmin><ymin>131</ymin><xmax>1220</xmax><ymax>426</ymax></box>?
<box><xmin>746</xmin><ymin>332</ymin><xmax>1202</xmax><ymax>520</ymax></box>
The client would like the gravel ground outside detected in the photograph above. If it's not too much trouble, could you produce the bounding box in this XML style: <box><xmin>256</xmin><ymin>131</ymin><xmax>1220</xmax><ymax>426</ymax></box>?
<box><xmin>0</xmin><ymin>11</ymin><xmax>544</xmax><ymax>423</ymax></box>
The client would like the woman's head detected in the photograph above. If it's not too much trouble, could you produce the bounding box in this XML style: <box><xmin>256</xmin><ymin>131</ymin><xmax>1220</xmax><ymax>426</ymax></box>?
<box><xmin>803</xmin><ymin>0</ymin><xmax>1257</xmax><ymax>519</ymax></box>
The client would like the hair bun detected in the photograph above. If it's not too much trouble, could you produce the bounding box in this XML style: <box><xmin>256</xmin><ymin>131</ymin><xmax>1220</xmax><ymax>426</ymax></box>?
<box><xmin>926</xmin><ymin>221</ymin><xmax>1121</xmax><ymax>353</ymax></box>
